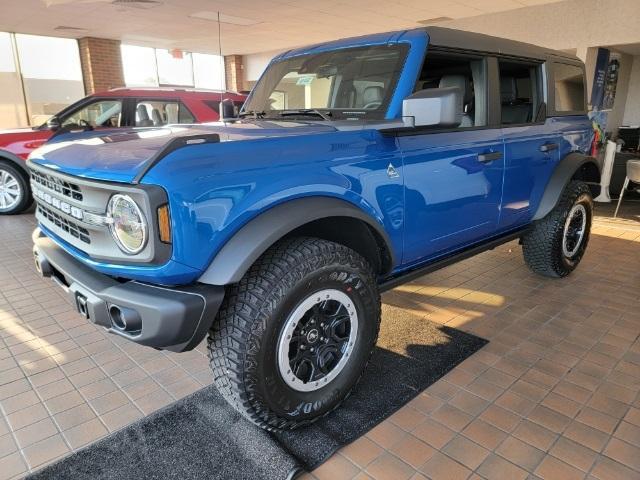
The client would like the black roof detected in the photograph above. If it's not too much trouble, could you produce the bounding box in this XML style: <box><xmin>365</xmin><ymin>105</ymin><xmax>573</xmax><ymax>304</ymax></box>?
<box><xmin>422</xmin><ymin>27</ymin><xmax>580</xmax><ymax>63</ymax></box>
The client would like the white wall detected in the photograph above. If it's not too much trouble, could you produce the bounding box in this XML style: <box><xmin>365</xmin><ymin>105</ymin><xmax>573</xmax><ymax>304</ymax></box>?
<box><xmin>244</xmin><ymin>49</ymin><xmax>281</xmax><ymax>83</ymax></box>
<box><xmin>439</xmin><ymin>0</ymin><xmax>640</xmax><ymax>52</ymax></box>
<box><xmin>622</xmin><ymin>56</ymin><xmax>640</xmax><ymax>126</ymax></box>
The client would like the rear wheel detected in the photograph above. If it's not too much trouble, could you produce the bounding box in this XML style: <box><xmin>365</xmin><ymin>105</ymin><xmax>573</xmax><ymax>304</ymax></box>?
<box><xmin>208</xmin><ymin>237</ymin><xmax>380</xmax><ymax>430</ymax></box>
<box><xmin>522</xmin><ymin>180</ymin><xmax>593</xmax><ymax>277</ymax></box>
<box><xmin>0</xmin><ymin>161</ymin><xmax>32</xmax><ymax>215</ymax></box>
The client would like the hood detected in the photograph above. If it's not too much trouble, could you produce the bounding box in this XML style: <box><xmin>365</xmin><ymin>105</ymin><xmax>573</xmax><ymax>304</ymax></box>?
<box><xmin>28</xmin><ymin>121</ymin><xmax>338</xmax><ymax>183</ymax></box>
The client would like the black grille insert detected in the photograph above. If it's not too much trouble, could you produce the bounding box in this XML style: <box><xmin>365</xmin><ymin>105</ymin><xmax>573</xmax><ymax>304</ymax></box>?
<box><xmin>38</xmin><ymin>204</ymin><xmax>91</xmax><ymax>244</ymax></box>
<box><xmin>31</xmin><ymin>170</ymin><xmax>83</xmax><ymax>201</ymax></box>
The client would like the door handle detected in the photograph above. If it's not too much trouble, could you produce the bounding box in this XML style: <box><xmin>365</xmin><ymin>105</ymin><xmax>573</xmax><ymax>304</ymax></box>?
<box><xmin>477</xmin><ymin>151</ymin><xmax>502</xmax><ymax>163</ymax></box>
<box><xmin>539</xmin><ymin>143</ymin><xmax>559</xmax><ymax>153</ymax></box>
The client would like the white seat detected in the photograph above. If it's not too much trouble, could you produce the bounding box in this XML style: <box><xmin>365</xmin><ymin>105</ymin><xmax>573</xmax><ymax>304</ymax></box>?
<box><xmin>614</xmin><ymin>159</ymin><xmax>640</xmax><ymax>217</ymax></box>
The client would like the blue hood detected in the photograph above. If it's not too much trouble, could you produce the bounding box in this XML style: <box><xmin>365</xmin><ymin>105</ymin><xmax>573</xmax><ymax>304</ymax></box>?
<box><xmin>28</xmin><ymin>121</ymin><xmax>337</xmax><ymax>183</ymax></box>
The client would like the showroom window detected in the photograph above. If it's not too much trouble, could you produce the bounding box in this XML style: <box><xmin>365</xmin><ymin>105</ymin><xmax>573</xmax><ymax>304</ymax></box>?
<box><xmin>0</xmin><ymin>32</ymin><xmax>84</xmax><ymax>128</ymax></box>
<box><xmin>554</xmin><ymin>63</ymin><xmax>585</xmax><ymax>112</ymax></box>
<box><xmin>121</xmin><ymin>44</ymin><xmax>225</xmax><ymax>90</ymax></box>
<box><xmin>0</xmin><ymin>32</ymin><xmax>28</xmax><ymax>128</ymax></box>
<box><xmin>14</xmin><ymin>33</ymin><xmax>85</xmax><ymax>126</ymax></box>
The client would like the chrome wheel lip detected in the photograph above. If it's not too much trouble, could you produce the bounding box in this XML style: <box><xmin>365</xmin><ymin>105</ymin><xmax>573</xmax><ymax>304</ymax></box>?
<box><xmin>0</xmin><ymin>168</ymin><xmax>22</xmax><ymax>211</ymax></box>
<box><xmin>277</xmin><ymin>289</ymin><xmax>358</xmax><ymax>393</ymax></box>
<box><xmin>562</xmin><ymin>204</ymin><xmax>587</xmax><ymax>258</ymax></box>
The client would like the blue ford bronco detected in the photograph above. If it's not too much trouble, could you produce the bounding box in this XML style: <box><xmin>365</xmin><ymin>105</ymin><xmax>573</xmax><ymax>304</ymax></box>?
<box><xmin>30</xmin><ymin>27</ymin><xmax>599</xmax><ymax>430</ymax></box>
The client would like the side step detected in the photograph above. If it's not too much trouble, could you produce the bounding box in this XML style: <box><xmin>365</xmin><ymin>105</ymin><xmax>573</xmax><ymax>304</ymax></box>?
<box><xmin>378</xmin><ymin>228</ymin><xmax>528</xmax><ymax>292</ymax></box>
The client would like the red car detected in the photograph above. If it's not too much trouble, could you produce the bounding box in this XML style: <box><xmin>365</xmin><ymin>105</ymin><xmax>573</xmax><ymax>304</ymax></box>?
<box><xmin>0</xmin><ymin>87</ymin><xmax>247</xmax><ymax>214</ymax></box>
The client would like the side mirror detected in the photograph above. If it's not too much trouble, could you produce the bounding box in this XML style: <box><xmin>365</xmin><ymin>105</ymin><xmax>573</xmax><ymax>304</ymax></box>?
<box><xmin>46</xmin><ymin>116</ymin><xmax>61</xmax><ymax>131</ymax></box>
<box><xmin>402</xmin><ymin>87</ymin><xmax>463</xmax><ymax>128</ymax></box>
<box><xmin>220</xmin><ymin>100</ymin><xmax>238</xmax><ymax>120</ymax></box>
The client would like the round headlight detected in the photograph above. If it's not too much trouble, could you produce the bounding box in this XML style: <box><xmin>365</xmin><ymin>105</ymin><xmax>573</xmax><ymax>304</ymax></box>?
<box><xmin>107</xmin><ymin>194</ymin><xmax>147</xmax><ymax>254</ymax></box>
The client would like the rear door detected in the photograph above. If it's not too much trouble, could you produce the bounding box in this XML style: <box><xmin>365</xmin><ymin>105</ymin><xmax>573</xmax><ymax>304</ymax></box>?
<box><xmin>497</xmin><ymin>58</ymin><xmax>561</xmax><ymax>230</ymax></box>
<box><xmin>398</xmin><ymin>50</ymin><xmax>505</xmax><ymax>266</ymax></box>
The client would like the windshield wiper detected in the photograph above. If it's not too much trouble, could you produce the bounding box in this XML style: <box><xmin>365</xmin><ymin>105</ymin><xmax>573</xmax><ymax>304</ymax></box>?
<box><xmin>238</xmin><ymin>110</ymin><xmax>266</xmax><ymax>119</ymax></box>
<box><xmin>278</xmin><ymin>109</ymin><xmax>333</xmax><ymax>121</ymax></box>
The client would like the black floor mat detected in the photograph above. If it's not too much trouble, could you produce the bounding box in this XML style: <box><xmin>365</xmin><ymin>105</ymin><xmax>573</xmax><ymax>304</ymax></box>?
<box><xmin>29</xmin><ymin>304</ymin><xmax>486</xmax><ymax>480</ymax></box>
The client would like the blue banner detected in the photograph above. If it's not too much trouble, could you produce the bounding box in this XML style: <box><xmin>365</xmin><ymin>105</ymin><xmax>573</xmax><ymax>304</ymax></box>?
<box><xmin>590</xmin><ymin>48</ymin><xmax>610</xmax><ymax>110</ymax></box>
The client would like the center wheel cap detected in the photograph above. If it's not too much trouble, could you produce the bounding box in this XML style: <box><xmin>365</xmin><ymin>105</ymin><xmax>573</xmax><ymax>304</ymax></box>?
<box><xmin>306</xmin><ymin>329</ymin><xmax>319</xmax><ymax>343</ymax></box>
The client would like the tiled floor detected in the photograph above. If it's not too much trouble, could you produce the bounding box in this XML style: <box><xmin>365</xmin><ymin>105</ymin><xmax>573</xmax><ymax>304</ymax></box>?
<box><xmin>0</xmin><ymin>214</ymin><xmax>213</xmax><ymax>478</ymax></box>
<box><xmin>0</xmin><ymin>202</ymin><xmax>639</xmax><ymax>480</ymax></box>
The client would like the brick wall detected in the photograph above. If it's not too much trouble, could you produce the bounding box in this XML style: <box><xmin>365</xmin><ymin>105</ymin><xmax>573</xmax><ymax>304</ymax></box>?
<box><xmin>78</xmin><ymin>37</ymin><xmax>125</xmax><ymax>95</ymax></box>
<box><xmin>224</xmin><ymin>55</ymin><xmax>245</xmax><ymax>92</ymax></box>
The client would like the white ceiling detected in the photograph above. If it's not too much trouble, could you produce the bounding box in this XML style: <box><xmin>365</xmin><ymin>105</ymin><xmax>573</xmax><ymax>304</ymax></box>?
<box><xmin>0</xmin><ymin>0</ymin><xmax>568</xmax><ymax>55</ymax></box>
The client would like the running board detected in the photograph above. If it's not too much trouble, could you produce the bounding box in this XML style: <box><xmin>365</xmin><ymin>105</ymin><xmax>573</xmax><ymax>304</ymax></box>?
<box><xmin>378</xmin><ymin>228</ymin><xmax>528</xmax><ymax>292</ymax></box>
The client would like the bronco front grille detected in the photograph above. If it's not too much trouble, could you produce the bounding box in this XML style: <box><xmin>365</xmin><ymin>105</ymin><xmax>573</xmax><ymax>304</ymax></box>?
<box><xmin>31</xmin><ymin>170</ymin><xmax>83</xmax><ymax>202</ymax></box>
<box><xmin>37</xmin><ymin>204</ymin><xmax>91</xmax><ymax>244</ymax></box>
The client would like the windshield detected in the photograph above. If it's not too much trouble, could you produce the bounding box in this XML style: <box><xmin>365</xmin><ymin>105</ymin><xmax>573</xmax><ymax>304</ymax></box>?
<box><xmin>243</xmin><ymin>44</ymin><xmax>408</xmax><ymax>120</ymax></box>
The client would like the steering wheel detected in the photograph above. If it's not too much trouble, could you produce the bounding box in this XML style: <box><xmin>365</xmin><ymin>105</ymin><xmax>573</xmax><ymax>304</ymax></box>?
<box><xmin>363</xmin><ymin>101</ymin><xmax>382</xmax><ymax>109</ymax></box>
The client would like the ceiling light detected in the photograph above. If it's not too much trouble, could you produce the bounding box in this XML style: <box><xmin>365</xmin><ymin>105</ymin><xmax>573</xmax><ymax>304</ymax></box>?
<box><xmin>111</xmin><ymin>0</ymin><xmax>163</xmax><ymax>9</ymax></box>
<box><xmin>417</xmin><ymin>17</ymin><xmax>453</xmax><ymax>25</ymax></box>
<box><xmin>190</xmin><ymin>11</ymin><xmax>261</xmax><ymax>26</ymax></box>
<box><xmin>54</xmin><ymin>25</ymin><xmax>88</xmax><ymax>32</ymax></box>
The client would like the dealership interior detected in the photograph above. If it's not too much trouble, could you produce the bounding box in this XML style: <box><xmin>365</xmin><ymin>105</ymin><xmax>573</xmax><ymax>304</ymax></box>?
<box><xmin>0</xmin><ymin>0</ymin><xmax>640</xmax><ymax>479</ymax></box>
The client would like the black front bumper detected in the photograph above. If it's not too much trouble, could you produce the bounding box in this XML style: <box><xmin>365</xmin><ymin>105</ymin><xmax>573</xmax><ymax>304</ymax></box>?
<box><xmin>32</xmin><ymin>229</ymin><xmax>225</xmax><ymax>352</ymax></box>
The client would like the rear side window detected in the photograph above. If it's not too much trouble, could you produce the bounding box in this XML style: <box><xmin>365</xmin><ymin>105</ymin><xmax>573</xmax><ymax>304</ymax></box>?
<box><xmin>554</xmin><ymin>63</ymin><xmax>585</xmax><ymax>112</ymax></box>
<box><xmin>134</xmin><ymin>100</ymin><xmax>194</xmax><ymax>126</ymax></box>
<box><xmin>499</xmin><ymin>60</ymin><xmax>542</xmax><ymax>125</ymax></box>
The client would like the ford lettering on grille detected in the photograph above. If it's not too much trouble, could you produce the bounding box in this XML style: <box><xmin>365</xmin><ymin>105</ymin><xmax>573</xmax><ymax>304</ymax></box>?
<box><xmin>33</xmin><ymin>186</ymin><xmax>83</xmax><ymax>220</ymax></box>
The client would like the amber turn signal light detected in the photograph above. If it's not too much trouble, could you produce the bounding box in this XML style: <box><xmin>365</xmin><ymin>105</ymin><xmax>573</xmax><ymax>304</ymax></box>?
<box><xmin>157</xmin><ymin>205</ymin><xmax>171</xmax><ymax>244</ymax></box>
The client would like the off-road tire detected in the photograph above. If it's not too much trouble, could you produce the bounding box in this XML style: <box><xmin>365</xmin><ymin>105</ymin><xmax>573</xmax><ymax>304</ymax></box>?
<box><xmin>0</xmin><ymin>161</ymin><xmax>32</xmax><ymax>215</ymax></box>
<box><xmin>207</xmin><ymin>237</ymin><xmax>381</xmax><ymax>430</ymax></box>
<box><xmin>522</xmin><ymin>180</ymin><xmax>593</xmax><ymax>277</ymax></box>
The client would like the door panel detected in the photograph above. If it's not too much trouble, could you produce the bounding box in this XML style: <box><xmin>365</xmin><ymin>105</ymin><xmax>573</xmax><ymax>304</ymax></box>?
<box><xmin>499</xmin><ymin>121</ymin><xmax>560</xmax><ymax>229</ymax></box>
<box><xmin>399</xmin><ymin>129</ymin><xmax>505</xmax><ymax>266</ymax></box>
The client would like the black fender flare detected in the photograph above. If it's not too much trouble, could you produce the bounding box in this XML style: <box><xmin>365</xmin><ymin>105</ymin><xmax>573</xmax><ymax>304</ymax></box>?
<box><xmin>198</xmin><ymin>196</ymin><xmax>395</xmax><ymax>286</ymax></box>
<box><xmin>532</xmin><ymin>152</ymin><xmax>600</xmax><ymax>221</ymax></box>
<box><xmin>0</xmin><ymin>150</ymin><xmax>30</xmax><ymax>178</ymax></box>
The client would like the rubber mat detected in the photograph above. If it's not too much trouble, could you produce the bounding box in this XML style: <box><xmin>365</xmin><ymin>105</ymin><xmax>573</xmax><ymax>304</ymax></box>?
<box><xmin>29</xmin><ymin>303</ymin><xmax>487</xmax><ymax>480</ymax></box>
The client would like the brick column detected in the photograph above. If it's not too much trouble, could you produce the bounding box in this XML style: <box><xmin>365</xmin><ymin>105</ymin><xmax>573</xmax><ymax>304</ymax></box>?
<box><xmin>78</xmin><ymin>37</ymin><xmax>125</xmax><ymax>95</ymax></box>
<box><xmin>224</xmin><ymin>55</ymin><xmax>245</xmax><ymax>92</ymax></box>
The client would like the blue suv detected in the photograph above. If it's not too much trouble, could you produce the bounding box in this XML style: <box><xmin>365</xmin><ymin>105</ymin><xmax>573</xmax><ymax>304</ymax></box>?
<box><xmin>30</xmin><ymin>27</ymin><xmax>599</xmax><ymax>430</ymax></box>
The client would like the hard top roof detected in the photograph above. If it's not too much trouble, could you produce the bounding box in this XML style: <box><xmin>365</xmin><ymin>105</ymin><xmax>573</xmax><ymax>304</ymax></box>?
<box><xmin>423</xmin><ymin>26</ymin><xmax>580</xmax><ymax>63</ymax></box>
<box><xmin>277</xmin><ymin>27</ymin><xmax>581</xmax><ymax>64</ymax></box>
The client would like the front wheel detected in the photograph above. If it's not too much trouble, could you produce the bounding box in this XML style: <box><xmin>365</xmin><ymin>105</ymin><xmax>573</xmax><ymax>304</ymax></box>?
<box><xmin>522</xmin><ymin>180</ymin><xmax>593</xmax><ymax>277</ymax></box>
<box><xmin>208</xmin><ymin>237</ymin><xmax>381</xmax><ymax>430</ymax></box>
<box><xmin>0</xmin><ymin>161</ymin><xmax>32</xmax><ymax>215</ymax></box>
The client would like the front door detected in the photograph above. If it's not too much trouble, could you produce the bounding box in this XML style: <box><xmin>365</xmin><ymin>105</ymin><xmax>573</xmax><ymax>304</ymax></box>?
<box><xmin>400</xmin><ymin>130</ymin><xmax>505</xmax><ymax>266</ymax></box>
<box><xmin>398</xmin><ymin>50</ymin><xmax>505</xmax><ymax>267</ymax></box>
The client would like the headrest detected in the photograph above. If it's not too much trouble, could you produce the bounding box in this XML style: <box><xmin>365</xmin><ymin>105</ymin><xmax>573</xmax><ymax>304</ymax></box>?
<box><xmin>500</xmin><ymin>77</ymin><xmax>517</xmax><ymax>103</ymax></box>
<box><xmin>439</xmin><ymin>75</ymin><xmax>471</xmax><ymax>103</ymax></box>
<box><xmin>363</xmin><ymin>86</ymin><xmax>384</xmax><ymax>106</ymax></box>
<box><xmin>137</xmin><ymin>104</ymin><xmax>149</xmax><ymax>120</ymax></box>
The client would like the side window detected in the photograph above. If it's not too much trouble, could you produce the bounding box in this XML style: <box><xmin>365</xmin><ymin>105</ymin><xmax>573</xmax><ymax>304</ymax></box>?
<box><xmin>61</xmin><ymin>100</ymin><xmax>122</xmax><ymax>128</ymax></box>
<box><xmin>554</xmin><ymin>63</ymin><xmax>585</xmax><ymax>112</ymax></box>
<box><xmin>134</xmin><ymin>100</ymin><xmax>195</xmax><ymax>127</ymax></box>
<box><xmin>414</xmin><ymin>52</ymin><xmax>487</xmax><ymax>128</ymax></box>
<box><xmin>498</xmin><ymin>60</ymin><xmax>542</xmax><ymax>125</ymax></box>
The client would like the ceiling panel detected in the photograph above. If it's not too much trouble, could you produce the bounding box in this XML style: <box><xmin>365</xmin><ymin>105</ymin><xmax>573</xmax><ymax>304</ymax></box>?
<box><xmin>0</xmin><ymin>0</ymin><xmax>570</xmax><ymax>55</ymax></box>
